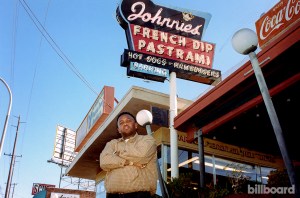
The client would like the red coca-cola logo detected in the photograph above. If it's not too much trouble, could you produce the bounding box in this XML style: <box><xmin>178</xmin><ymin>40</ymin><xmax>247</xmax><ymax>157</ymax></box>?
<box><xmin>255</xmin><ymin>0</ymin><xmax>300</xmax><ymax>48</ymax></box>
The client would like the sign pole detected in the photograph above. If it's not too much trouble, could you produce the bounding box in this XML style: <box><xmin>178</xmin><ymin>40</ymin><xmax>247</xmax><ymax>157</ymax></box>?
<box><xmin>169</xmin><ymin>72</ymin><xmax>179</xmax><ymax>179</ymax></box>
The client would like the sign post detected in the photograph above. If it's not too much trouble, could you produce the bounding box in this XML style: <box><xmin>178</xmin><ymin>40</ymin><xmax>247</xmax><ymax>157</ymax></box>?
<box><xmin>169</xmin><ymin>72</ymin><xmax>178</xmax><ymax>178</ymax></box>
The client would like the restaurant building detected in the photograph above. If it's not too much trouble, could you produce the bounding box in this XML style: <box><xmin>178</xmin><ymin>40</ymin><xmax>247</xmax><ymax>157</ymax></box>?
<box><xmin>174</xmin><ymin>0</ymin><xmax>300</xmax><ymax>190</ymax></box>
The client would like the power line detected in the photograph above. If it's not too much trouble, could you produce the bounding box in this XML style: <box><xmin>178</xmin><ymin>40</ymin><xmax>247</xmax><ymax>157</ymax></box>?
<box><xmin>10</xmin><ymin>0</ymin><xmax>19</xmax><ymax>91</ymax></box>
<box><xmin>21</xmin><ymin>0</ymin><xmax>52</xmax><ymax>149</ymax></box>
<box><xmin>24</xmin><ymin>0</ymin><xmax>52</xmax><ymax>122</ymax></box>
<box><xmin>18</xmin><ymin>0</ymin><xmax>99</xmax><ymax>96</ymax></box>
<box><xmin>18</xmin><ymin>0</ymin><xmax>118</xmax><ymax>112</ymax></box>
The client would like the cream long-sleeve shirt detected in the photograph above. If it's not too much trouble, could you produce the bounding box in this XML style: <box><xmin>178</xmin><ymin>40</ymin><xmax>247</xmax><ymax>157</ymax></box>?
<box><xmin>100</xmin><ymin>133</ymin><xmax>158</xmax><ymax>195</ymax></box>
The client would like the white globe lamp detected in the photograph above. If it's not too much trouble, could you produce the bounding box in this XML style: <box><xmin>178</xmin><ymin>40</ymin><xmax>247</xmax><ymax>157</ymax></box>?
<box><xmin>136</xmin><ymin>109</ymin><xmax>153</xmax><ymax>126</ymax></box>
<box><xmin>231</xmin><ymin>28</ymin><xmax>258</xmax><ymax>55</ymax></box>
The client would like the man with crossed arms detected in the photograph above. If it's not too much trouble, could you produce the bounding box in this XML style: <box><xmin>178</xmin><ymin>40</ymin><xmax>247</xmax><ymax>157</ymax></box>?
<box><xmin>100</xmin><ymin>112</ymin><xmax>158</xmax><ymax>198</ymax></box>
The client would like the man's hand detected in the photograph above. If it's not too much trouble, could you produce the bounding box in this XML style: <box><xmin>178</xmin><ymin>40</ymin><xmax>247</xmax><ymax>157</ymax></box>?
<box><xmin>133</xmin><ymin>162</ymin><xmax>147</xmax><ymax>169</ymax></box>
<box><xmin>124</xmin><ymin>160</ymin><xmax>146</xmax><ymax>168</ymax></box>
<box><xmin>124</xmin><ymin>160</ymin><xmax>134</xmax><ymax>166</ymax></box>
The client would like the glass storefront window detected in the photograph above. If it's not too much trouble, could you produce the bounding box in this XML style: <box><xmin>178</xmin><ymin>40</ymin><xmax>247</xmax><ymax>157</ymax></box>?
<box><xmin>159</xmin><ymin>145</ymin><xmax>274</xmax><ymax>186</ymax></box>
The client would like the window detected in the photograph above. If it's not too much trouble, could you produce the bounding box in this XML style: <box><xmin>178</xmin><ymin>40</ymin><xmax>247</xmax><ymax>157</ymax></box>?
<box><xmin>158</xmin><ymin>145</ymin><xmax>273</xmax><ymax>186</ymax></box>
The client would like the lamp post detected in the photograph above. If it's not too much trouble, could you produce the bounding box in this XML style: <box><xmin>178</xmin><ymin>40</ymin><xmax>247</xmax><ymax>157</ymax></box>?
<box><xmin>136</xmin><ymin>109</ymin><xmax>169</xmax><ymax>198</ymax></box>
<box><xmin>231</xmin><ymin>28</ymin><xmax>299</xmax><ymax>194</ymax></box>
<box><xmin>0</xmin><ymin>77</ymin><xmax>12</xmax><ymax>158</ymax></box>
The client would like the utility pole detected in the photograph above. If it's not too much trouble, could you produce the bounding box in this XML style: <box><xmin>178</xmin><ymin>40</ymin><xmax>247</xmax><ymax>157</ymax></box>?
<box><xmin>4</xmin><ymin>116</ymin><xmax>22</xmax><ymax>198</ymax></box>
<box><xmin>3</xmin><ymin>154</ymin><xmax>21</xmax><ymax>198</ymax></box>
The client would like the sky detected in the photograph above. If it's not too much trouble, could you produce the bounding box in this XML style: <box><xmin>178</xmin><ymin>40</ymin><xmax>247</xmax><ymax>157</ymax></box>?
<box><xmin>0</xmin><ymin>0</ymin><xmax>279</xmax><ymax>197</ymax></box>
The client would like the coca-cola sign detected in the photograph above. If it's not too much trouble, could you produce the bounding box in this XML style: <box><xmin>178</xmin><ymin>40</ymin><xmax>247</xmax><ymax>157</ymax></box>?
<box><xmin>255</xmin><ymin>0</ymin><xmax>300</xmax><ymax>48</ymax></box>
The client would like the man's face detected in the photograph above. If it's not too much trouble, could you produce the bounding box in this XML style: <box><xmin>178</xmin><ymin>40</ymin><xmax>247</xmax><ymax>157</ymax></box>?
<box><xmin>117</xmin><ymin>114</ymin><xmax>138</xmax><ymax>139</ymax></box>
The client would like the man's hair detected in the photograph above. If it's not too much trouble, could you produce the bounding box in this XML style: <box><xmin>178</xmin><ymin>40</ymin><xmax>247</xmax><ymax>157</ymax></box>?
<box><xmin>116</xmin><ymin>112</ymin><xmax>136</xmax><ymax>126</ymax></box>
